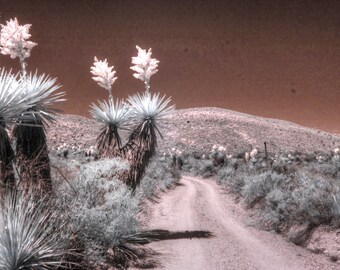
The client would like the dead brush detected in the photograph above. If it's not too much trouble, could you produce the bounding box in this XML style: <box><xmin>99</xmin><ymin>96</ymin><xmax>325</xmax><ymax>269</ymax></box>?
<box><xmin>15</xmin><ymin>146</ymin><xmax>53</xmax><ymax>194</ymax></box>
<box><xmin>13</xmin><ymin>113</ymin><xmax>52</xmax><ymax>192</ymax></box>
<box><xmin>12</xmin><ymin>72</ymin><xmax>65</xmax><ymax>192</ymax></box>
<box><xmin>0</xmin><ymin>68</ymin><xmax>30</xmax><ymax>191</ymax></box>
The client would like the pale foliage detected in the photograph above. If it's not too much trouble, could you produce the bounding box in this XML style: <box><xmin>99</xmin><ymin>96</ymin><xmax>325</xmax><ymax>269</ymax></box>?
<box><xmin>0</xmin><ymin>68</ymin><xmax>29</xmax><ymax>126</ymax></box>
<box><xmin>90</xmin><ymin>98</ymin><xmax>130</xmax><ymax>127</ymax></box>
<box><xmin>128</xmin><ymin>92</ymin><xmax>174</xmax><ymax>128</ymax></box>
<box><xmin>19</xmin><ymin>72</ymin><xmax>66</xmax><ymax>123</ymax></box>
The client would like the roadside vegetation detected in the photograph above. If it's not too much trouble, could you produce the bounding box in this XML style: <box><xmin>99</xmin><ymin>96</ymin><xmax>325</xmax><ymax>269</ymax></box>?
<box><xmin>173</xmin><ymin>144</ymin><xmax>340</xmax><ymax>247</ymax></box>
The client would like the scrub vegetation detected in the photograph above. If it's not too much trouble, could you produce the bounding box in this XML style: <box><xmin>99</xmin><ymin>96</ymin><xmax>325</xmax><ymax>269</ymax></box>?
<box><xmin>175</xmin><ymin>145</ymin><xmax>340</xmax><ymax>245</ymax></box>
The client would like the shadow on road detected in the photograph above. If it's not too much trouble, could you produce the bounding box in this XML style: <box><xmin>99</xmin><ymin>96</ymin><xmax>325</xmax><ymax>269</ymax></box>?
<box><xmin>125</xmin><ymin>229</ymin><xmax>213</xmax><ymax>269</ymax></box>
<box><xmin>129</xmin><ymin>229</ymin><xmax>213</xmax><ymax>244</ymax></box>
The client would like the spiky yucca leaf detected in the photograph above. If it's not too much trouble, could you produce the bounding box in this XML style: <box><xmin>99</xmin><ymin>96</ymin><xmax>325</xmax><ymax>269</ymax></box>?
<box><xmin>19</xmin><ymin>71</ymin><xmax>66</xmax><ymax>126</ymax></box>
<box><xmin>0</xmin><ymin>191</ymin><xmax>76</xmax><ymax>269</ymax></box>
<box><xmin>0</xmin><ymin>68</ymin><xmax>29</xmax><ymax>127</ymax></box>
<box><xmin>90</xmin><ymin>98</ymin><xmax>130</xmax><ymax>128</ymax></box>
<box><xmin>121</xmin><ymin>92</ymin><xmax>175</xmax><ymax>191</ymax></box>
<box><xmin>90</xmin><ymin>99</ymin><xmax>130</xmax><ymax>157</ymax></box>
<box><xmin>127</xmin><ymin>92</ymin><xmax>175</xmax><ymax>136</ymax></box>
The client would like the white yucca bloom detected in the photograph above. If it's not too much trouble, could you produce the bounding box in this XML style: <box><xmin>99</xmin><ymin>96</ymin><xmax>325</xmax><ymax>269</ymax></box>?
<box><xmin>90</xmin><ymin>98</ymin><xmax>129</xmax><ymax>128</ymax></box>
<box><xmin>130</xmin><ymin>46</ymin><xmax>159</xmax><ymax>93</ymax></box>
<box><xmin>218</xmin><ymin>146</ymin><xmax>226</xmax><ymax>152</ymax></box>
<box><xmin>127</xmin><ymin>92</ymin><xmax>175</xmax><ymax>129</ymax></box>
<box><xmin>245</xmin><ymin>152</ymin><xmax>250</xmax><ymax>163</ymax></box>
<box><xmin>90</xmin><ymin>57</ymin><xmax>117</xmax><ymax>98</ymax></box>
<box><xmin>250</xmin><ymin>148</ymin><xmax>258</xmax><ymax>159</ymax></box>
<box><xmin>0</xmin><ymin>17</ymin><xmax>37</xmax><ymax>61</ymax></box>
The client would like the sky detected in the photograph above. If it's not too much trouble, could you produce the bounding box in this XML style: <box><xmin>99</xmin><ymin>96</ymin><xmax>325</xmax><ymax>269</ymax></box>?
<box><xmin>0</xmin><ymin>0</ymin><xmax>339</xmax><ymax>134</ymax></box>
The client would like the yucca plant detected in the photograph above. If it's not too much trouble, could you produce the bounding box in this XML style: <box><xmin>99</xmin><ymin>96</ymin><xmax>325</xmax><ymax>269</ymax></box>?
<box><xmin>1</xmin><ymin>18</ymin><xmax>65</xmax><ymax>192</ymax></box>
<box><xmin>13</xmin><ymin>72</ymin><xmax>65</xmax><ymax>192</ymax></box>
<box><xmin>90</xmin><ymin>98</ymin><xmax>130</xmax><ymax>158</ymax></box>
<box><xmin>90</xmin><ymin>57</ymin><xmax>130</xmax><ymax>158</ymax></box>
<box><xmin>121</xmin><ymin>92</ymin><xmax>174</xmax><ymax>191</ymax></box>
<box><xmin>0</xmin><ymin>190</ymin><xmax>77</xmax><ymax>269</ymax></box>
<box><xmin>0</xmin><ymin>68</ymin><xmax>29</xmax><ymax>192</ymax></box>
<box><xmin>90</xmin><ymin>46</ymin><xmax>175</xmax><ymax>191</ymax></box>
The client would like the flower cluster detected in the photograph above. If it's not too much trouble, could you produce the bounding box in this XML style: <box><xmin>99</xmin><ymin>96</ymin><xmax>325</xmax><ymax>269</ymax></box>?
<box><xmin>130</xmin><ymin>45</ymin><xmax>159</xmax><ymax>91</ymax></box>
<box><xmin>170</xmin><ymin>147</ymin><xmax>182</xmax><ymax>157</ymax></box>
<box><xmin>0</xmin><ymin>17</ymin><xmax>37</xmax><ymax>60</ymax></box>
<box><xmin>212</xmin><ymin>144</ymin><xmax>227</xmax><ymax>153</ymax></box>
<box><xmin>90</xmin><ymin>57</ymin><xmax>117</xmax><ymax>96</ymax></box>
<box><xmin>245</xmin><ymin>148</ymin><xmax>258</xmax><ymax>163</ymax></box>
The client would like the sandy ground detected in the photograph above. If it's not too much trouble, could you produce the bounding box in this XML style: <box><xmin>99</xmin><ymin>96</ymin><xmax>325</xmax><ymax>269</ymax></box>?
<box><xmin>140</xmin><ymin>176</ymin><xmax>339</xmax><ymax>270</ymax></box>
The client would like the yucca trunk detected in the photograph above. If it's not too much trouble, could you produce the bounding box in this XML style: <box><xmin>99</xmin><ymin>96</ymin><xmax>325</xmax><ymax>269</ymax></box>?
<box><xmin>13</xmin><ymin>109</ymin><xmax>52</xmax><ymax>192</ymax></box>
<box><xmin>121</xmin><ymin>120</ymin><xmax>157</xmax><ymax>191</ymax></box>
<box><xmin>0</xmin><ymin>125</ymin><xmax>15</xmax><ymax>192</ymax></box>
<box><xmin>96</xmin><ymin>124</ymin><xmax>122</xmax><ymax>158</ymax></box>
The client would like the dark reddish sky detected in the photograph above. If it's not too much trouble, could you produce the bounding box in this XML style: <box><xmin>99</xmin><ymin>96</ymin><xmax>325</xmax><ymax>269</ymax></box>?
<box><xmin>0</xmin><ymin>0</ymin><xmax>339</xmax><ymax>134</ymax></box>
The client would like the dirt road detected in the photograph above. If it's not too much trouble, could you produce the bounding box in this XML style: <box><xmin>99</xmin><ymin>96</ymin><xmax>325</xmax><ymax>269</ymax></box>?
<box><xmin>142</xmin><ymin>176</ymin><xmax>339</xmax><ymax>270</ymax></box>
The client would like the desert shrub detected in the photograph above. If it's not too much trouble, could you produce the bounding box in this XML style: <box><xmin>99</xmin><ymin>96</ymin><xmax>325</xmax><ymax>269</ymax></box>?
<box><xmin>55</xmin><ymin>158</ymin><xmax>140</xmax><ymax>266</ymax></box>
<box><xmin>271</xmin><ymin>158</ymin><xmax>297</xmax><ymax>175</ymax></box>
<box><xmin>263</xmin><ymin>188</ymin><xmax>295</xmax><ymax>232</ymax></box>
<box><xmin>199</xmin><ymin>159</ymin><xmax>215</xmax><ymax>178</ymax></box>
<box><xmin>181</xmin><ymin>156</ymin><xmax>201</xmax><ymax>176</ymax></box>
<box><xmin>242</xmin><ymin>172</ymin><xmax>290</xmax><ymax>208</ymax></box>
<box><xmin>139</xmin><ymin>156</ymin><xmax>181</xmax><ymax>198</ymax></box>
<box><xmin>292</xmin><ymin>173</ymin><xmax>335</xmax><ymax>225</ymax></box>
<box><xmin>217</xmin><ymin>166</ymin><xmax>236</xmax><ymax>184</ymax></box>
<box><xmin>307</xmin><ymin>159</ymin><xmax>340</xmax><ymax>179</ymax></box>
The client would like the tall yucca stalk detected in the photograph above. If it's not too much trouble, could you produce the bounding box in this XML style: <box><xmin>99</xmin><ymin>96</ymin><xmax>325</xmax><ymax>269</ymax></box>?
<box><xmin>121</xmin><ymin>92</ymin><xmax>174</xmax><ymax>191</ymax></box>
<box><xmin>13</xmin><ymin>72</ymin><xmax>65</xmax><ymax>192</ymax></box>
<box><xmin>0</xmin><ymin>68</ymin><xmax>28</xmax><ymax>192</ymax></box>
<box><xmin>90</xmin><ymin>99</ymin><xmax>130</xmax><ymax>158</ymax></box>
<box><xmin>0</xmin><ymin>190</ymin><xmax>76</xmax><ymax>269</ymax></box>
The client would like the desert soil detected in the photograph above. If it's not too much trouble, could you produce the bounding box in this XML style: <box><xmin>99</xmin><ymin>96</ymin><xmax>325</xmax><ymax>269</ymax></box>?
<box><xmin>139</xmin><ymin>176</ymin><xmax>339</xmax><ymax>270</ymax></box>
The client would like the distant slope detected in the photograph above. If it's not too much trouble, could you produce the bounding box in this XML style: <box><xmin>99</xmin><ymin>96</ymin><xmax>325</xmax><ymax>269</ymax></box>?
<box><xmin>48</xmin><ymin>108</ymin><xmax>340</xmax><ymax>155</ymax></box>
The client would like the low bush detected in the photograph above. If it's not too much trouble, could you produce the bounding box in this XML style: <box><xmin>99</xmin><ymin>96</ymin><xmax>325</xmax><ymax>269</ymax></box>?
<box><xmin>139</xmin><ymin>155</ymin><xmax>181</xmax><ymax>198</ymax></box>
<box><xmin>54</xmin><ymin>158</ymin><xmax>139</xmax><ymax>266</ymax></box>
